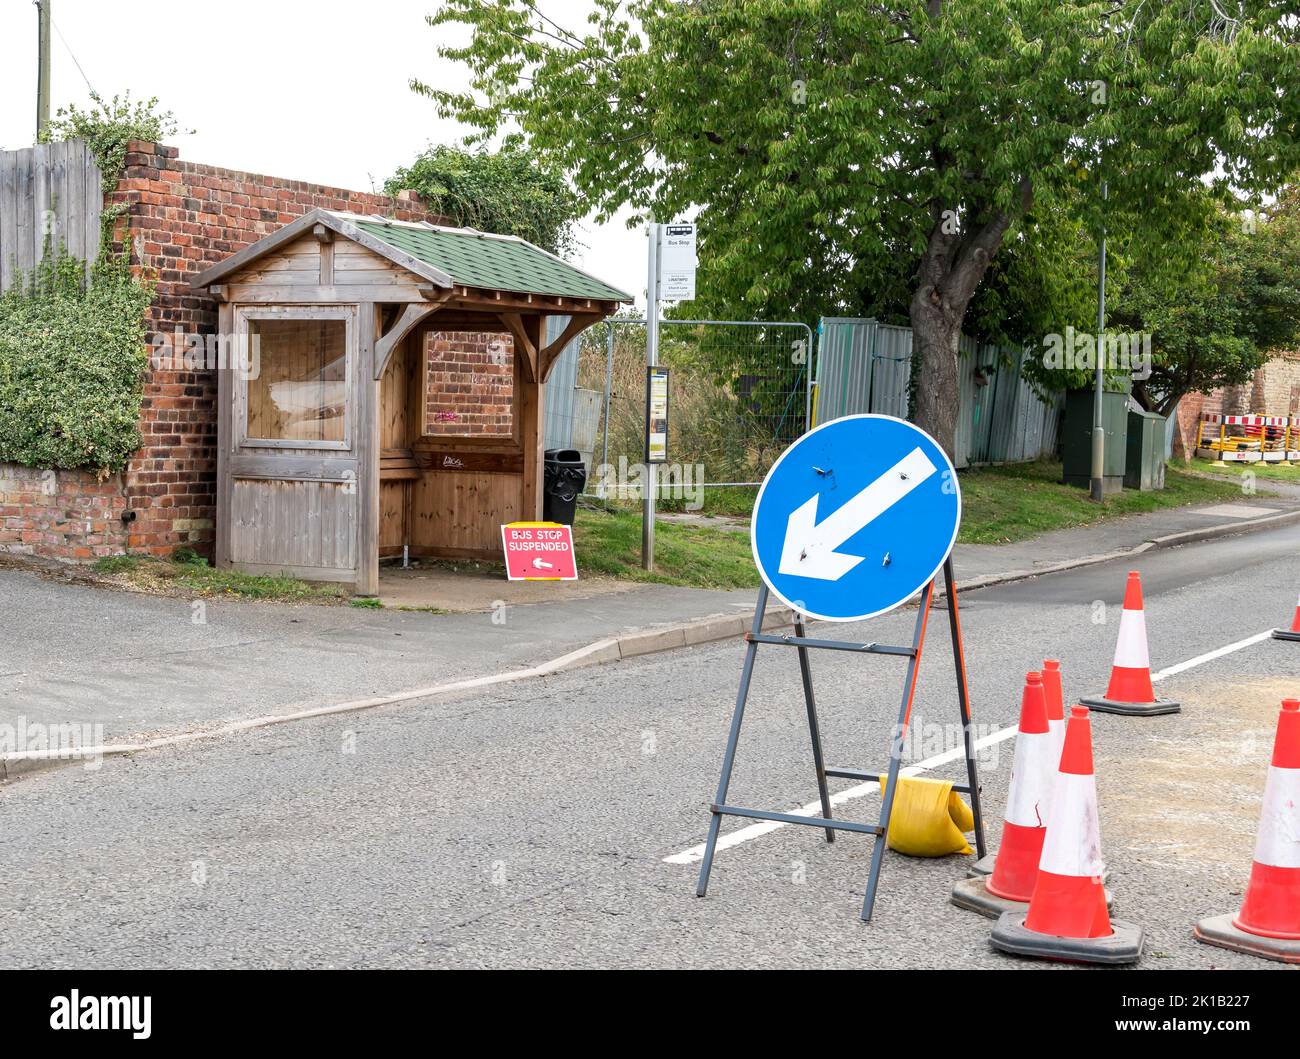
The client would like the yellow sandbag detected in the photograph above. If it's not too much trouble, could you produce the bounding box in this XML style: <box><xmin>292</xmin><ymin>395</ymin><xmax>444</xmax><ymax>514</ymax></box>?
<box><xmin>948</xmin><ymin>789</ymin><xmax>975</xmax><ymax>834</ymax></box>
<box><xmin>878</xmin><ymin>775</ymin><xmax>974</xmax><ymax>857</ymax></box>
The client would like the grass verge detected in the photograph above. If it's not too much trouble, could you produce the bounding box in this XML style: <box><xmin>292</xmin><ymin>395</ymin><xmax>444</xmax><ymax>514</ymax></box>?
<box><xmin>92</xmin><ymin>551</ymin><xmax>348</xmax><ymax>603</ymax></box>
<box><xmin>957</xmin><ymin>460</ymin><xmax>1259</xmax><ymax>544</ymax></box>
<box><xmin>573</xmin><ymin>506</ymin><xmax>758</xmax><ymax>589</ymax></box>
<box><xmin>78</xmin><ymin>458</ymin><xmax>1269</xmax><ymax>600</ymax></box>
<box><xmin>1188</xmin><ymin>457</ymin><xmax>1300</xmax><ymax>483</ymax></box>
<box><xmin>574</xmin><ymin>458</ymin><xmax>1261</xmax><ymax>580</ymax></box>
<box><xmin>653</xmin><ymin>484</ymin><xmax>758</xmax><ymax>517</ymax></box>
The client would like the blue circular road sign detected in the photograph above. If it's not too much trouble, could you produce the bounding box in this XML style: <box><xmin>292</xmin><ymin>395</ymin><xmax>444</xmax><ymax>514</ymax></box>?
<box><xmin>751</xmin><ymin>414</ymin><xmax>961</xmax><ymax>622</ymax></box>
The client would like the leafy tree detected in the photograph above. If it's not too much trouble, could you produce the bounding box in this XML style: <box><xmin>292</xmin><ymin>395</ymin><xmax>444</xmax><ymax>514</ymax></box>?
<box><xmin>1117</xmin><ymin>195</ymin><xmax>1300</xmax><ymax>415</ymax></box>
<box><xmin>416</xmin><ymin>0</ymin><xmax>1300</xmax><ymax>455</ymax></box>
<box><xmin>1018</xmin><ymin>188</ymin><xmax>1300</xmax><ymax>414</ymax></box>
<box><xmin>385</xmin><ymin>143</ymin><xmax>583</xmax><ymax>256</ymax></box>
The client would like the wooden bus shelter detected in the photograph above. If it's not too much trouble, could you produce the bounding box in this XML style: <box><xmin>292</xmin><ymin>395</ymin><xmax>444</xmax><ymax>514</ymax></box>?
<box><xmin>193</xmin><ymin>208</ymin><xmax>631</xmax><ymax>595</ymax></box>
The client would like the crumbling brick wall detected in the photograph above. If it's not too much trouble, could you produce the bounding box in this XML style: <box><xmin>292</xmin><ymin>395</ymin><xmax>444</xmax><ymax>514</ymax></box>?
<box><xmin>1253</xmin><ymin>351</ymin><xmax>1300</xmax><ymax>417</ymax></box>
<box><xmin>0</xmin><ymin>465</ymin><xmax>129</xmax><ymax>559</ymax></box>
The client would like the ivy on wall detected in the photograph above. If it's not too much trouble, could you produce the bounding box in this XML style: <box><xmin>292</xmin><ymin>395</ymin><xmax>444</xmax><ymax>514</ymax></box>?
<box><xmin>0</xmin><ymin>251</ymin><xmax>153</xmax><ymax>473</ymax></box>
<box><xmin>0</xmin><ymin>93</ymin><xmax>180</xmax><ymax>474</ymax></box>
<box><xmin>39</xmin><ymin>91</ymin><xmax>186</xmax><ymax>253</ymax></box>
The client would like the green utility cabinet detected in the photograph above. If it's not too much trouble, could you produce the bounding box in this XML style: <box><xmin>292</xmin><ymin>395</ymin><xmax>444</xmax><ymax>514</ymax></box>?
<box><xmin>1124</xmin><ymin>408</ymin><xmax>1168</xmax><ymax>491</ymax></box>
<box><xmin>1062</xmin><ymin>388</ymin><xmax>1129</xmax><ymax>494</ymax></box>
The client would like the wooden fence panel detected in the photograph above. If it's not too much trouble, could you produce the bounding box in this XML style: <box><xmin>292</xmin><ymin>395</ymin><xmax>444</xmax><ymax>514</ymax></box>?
<box><xmin>0</xmin><ymin>138</ymin><xmax>102</xmax><ymax>293</ymax></box>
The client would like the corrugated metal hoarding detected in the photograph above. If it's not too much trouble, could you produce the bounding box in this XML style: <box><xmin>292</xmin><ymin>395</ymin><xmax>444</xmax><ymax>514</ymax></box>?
<box><xmin>816</xmin><ymin>319</ymin><xmax>1062</xmax><ymax>468</ymax></box>
<box><xmin>542</xmin><ymin>315</ymin><xmax>589</xmax><ymax>455</ymax></box>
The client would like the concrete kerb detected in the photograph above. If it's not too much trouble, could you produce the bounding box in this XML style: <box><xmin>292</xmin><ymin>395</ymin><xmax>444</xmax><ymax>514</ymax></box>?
<box><xmin>942</xmin><ymin>546</ymin><xmax>1152</xmax><ymax>597</ymax></box>
<box><xmin>614</xmin><ymin>607</ymin><xmax>791</xmax><ymax>660</ymax></box>
<box><xmin>4</xmin><ymin>505</ymin><xmax>1296</xmax><ymax>781</ymax></box>
<box><xmin>1144</xmin><ymin>505</ymin><xmax>1300</xmax><ymax>549</ymax></box>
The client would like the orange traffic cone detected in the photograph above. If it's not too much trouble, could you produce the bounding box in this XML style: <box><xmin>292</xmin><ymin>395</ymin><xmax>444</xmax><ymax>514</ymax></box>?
<box><xmin>1042</xmin><ymin>659</ymin><xmax>1066</xmax><ymax>764</ymax></box>
<box><xmin>1195</xmin><ymin>699</ymin><xmax>1300</xmax><ymax>963</ymax></box>
<box><xmin>990</xmin><ymin>706</ymin><xmax>1144</xmax><ymax>964</ymax></box>
<box><xmin>967</xmin><ymin>662</ymin><xmax>1066</xmax><ymax>882</ymax></box>
<box><xmin>1274</xmin><ymin>592</ymin><xmax>1300</xmax><ymax>642</ymax></box>
<box><xmin>1081</xmin><ymin>571</ymin><xmax>1180</xmax><ymax>717</ymax></box>
<box><xmin>952</xmin><ymin>673</ymin><xmax>1057</xmax><ymax>917</ymax></box>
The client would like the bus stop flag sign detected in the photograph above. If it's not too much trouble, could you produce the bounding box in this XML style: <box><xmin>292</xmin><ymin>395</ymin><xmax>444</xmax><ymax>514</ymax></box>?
<box><xmin>752</xmin><ymin>414</ymin><xmax>961</xmax><ymax>622</ymax></box>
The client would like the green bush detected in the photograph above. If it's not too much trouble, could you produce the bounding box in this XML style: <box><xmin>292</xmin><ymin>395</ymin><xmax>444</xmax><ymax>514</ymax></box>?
<box><xmin>0</xmin><ymin>250</ymin><xmax>152</xmax><ymax>473</ymax></box>
<box><xmin>385</xmin><ymin>144</ymin><xmax>582</xmax><ymax>257</ymax></box>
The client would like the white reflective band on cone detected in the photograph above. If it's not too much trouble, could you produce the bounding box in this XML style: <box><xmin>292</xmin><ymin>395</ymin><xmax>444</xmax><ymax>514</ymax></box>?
<box><xmin>1112</xmin><ymin>609</ymin><xmax>1150</xmax><ymax>669</ymax></box>
<box><xmin>1039</xmin><ymin>772</ymin><xmax>1105</xmax><ymax>877</ymax></box>
<box><xmin>1005</xmin><ymin>730</ymin><xmax>1055</xmax><ymax>828</ymax></box>
<box><xmin>1254</xmin><ymin>766</ymin><xmax>1300</xmax><ymax>869</ymax></box>
<box><xmin>1048</xmin><ymin>718</ymin><xmax>1065</xmax><ymax>760</ymax></box>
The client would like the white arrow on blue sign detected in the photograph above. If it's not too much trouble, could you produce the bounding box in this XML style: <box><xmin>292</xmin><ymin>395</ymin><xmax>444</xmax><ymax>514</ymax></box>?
<box><xmin>751</xmin><ymin>414</ymin><xmax>961</xmax><ymax>622</ymax></box>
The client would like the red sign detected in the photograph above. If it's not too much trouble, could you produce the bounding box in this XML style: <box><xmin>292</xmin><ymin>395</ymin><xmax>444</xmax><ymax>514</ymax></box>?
<box><xmin>500</xmin><ymin>522</ymin><xmax>578</xmax><ymax>581</ymax></box>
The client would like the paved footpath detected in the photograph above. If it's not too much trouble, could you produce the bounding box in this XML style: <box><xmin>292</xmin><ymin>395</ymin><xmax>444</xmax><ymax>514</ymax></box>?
<box><xmin>0</xmin><ymin>522</ymin><xmax>1295</xmax><ymax>967</ymax></box>
<box><xmin>0</xmin><ymin>570</ymin><xmax>755</xmax><ymax>743</ymax></box>
<box><xmin>1</xmin><ymin>491</ymin><xmax>1296</xmax><ymax>751</ymax></box>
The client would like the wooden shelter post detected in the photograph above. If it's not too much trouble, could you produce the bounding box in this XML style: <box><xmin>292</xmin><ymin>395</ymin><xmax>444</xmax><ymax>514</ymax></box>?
<box><xmin>357</xmin><ymin>301</ymin><xmax>381</xmax><ymax>597</ymax></box>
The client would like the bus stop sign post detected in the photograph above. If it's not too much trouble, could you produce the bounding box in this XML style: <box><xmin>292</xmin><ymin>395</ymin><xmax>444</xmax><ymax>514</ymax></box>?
<box><xmin>694</xmin><ymin>414</ymin><xmax>987</xmax><ymax>922</ymax></box>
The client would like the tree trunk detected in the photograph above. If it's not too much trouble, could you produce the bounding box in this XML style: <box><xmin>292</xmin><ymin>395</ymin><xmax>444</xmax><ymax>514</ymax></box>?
<box><xmin>910</xmin><ymin>292</ymin><xmax>963</xmax><ymax>458</ymax></box>
<box><xmin>906</xmin><ymin>181</ymin><xmax>1030</xmax><ymax>456</ymax></box>
<box><xmin>1154</xmin><ymin>389</ymin><xmax>1184</xmax><ymax>418</ymax></box>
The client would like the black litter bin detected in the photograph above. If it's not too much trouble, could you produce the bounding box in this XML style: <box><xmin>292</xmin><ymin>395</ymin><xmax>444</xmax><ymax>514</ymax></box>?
<box><xmin>543</xmin><ymin>449</ymin><xmax>587</xmax><ymax>525</ymax></box>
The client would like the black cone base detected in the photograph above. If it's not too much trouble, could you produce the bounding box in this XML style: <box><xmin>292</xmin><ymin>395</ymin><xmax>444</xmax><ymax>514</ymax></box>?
<box><xmin>1079</xmin><ymin>694</ymin><xmax>1181</xmax><ymax>717</ymax></box>
<box><xmin>1194</xmin><ymin>914</ymin><xmax>1300</xmax><ymax>965</ymax></box>
<box><xmin>991</xmin><ymin>911</ymin><xmax>1142</xmax><ymax>965</ymax></box>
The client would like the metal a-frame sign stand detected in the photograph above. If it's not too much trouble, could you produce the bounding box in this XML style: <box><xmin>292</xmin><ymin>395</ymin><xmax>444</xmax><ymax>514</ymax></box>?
<box><xmin>694</xmin><ymin>415</ymin><xmax>988</xmax><ymax>922</ymax></box>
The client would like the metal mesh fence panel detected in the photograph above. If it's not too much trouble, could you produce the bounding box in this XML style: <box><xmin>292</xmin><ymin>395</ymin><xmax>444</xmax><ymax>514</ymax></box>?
<box><xmin>578</xmin><ymin>319</ymin><xmax>813</xmax><ymax>499</ymax></box>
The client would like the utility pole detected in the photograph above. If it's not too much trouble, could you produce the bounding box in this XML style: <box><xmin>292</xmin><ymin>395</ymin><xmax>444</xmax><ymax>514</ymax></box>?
<box><xmin>36</xmin><ymin>1</ymin><xmax>52</xmax><ymax>141</ymax></box>
<box><xmin>643</xmin><ymin>222</ymin><xmax>660</xmax><ymax>570</ymax></box>
<box><xmin>1089</xmin><ymin>180</ymin><xmax>1108</xmax><ymax>503</ymax></box>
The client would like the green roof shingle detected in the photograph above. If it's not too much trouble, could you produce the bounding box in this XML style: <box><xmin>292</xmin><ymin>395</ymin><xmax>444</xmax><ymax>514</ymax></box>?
<box><xmin>352</xmin><ymin>220</ymin><xmax>631</xmax><ymax>303</ymax></box>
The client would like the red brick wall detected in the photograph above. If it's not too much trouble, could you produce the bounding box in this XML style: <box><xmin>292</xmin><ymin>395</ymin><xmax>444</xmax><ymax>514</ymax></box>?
<box><xmin>1254</xmin><ymin>351</ymin><xmax>1300</xmax><ymax>416</ymax></box>
<box><xmin>424</xmin><ymin>332</ymin><xmax>515</xmax><ymax>437</ymax></box>
<box><xmin>1172</xmin><ymin>351</ymin><xmax>1300</xmax><ymax>459</ymax></box>
<box><xmin>103</xmin><ymin>141</ymin><xmax>442</xmax><ymax>559</ymax></box>
<box><xmin>0</xmin><ymin>465</ymin><xmax>130</xmax><ymax>559</ymax></box>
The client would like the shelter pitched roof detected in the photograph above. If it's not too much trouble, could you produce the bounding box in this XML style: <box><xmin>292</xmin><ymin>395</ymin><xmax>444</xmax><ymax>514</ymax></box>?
<box><xmin>192</xmin><ymin>208</ymin><xmax>632</xmax><ymax>304</ymax></box>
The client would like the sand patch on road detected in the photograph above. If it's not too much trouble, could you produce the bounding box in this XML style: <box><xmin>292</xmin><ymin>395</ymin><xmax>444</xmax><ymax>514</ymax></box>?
<box><xmin>1097</xmin><ymin>677</ymin><xmax>1294</xmax><ymax>872</ymax></box>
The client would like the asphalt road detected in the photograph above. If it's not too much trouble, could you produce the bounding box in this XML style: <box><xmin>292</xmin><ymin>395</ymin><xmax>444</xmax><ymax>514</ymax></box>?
<box><xmin>1</xmin><ymin>523</ymin><xmax>1297</xmax><ymax>969</ymax></box>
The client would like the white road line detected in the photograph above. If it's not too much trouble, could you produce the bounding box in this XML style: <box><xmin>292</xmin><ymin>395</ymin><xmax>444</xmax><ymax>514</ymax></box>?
<box><xmin>663</xmin><ymin>627</ymin><xmax>1276</xmax><ymax>866</ymax></box>
<box><xmin>1148</xmin><ymin>630</ymin><xmax>1274</xmax><ymax>682</ymax></box>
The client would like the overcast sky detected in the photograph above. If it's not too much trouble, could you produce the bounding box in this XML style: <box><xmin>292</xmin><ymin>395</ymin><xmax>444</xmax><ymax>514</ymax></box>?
<box><xmin>0</xmin><ymin>0</ymin><xmax>647</xmax><ymax>303</ymax></box>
